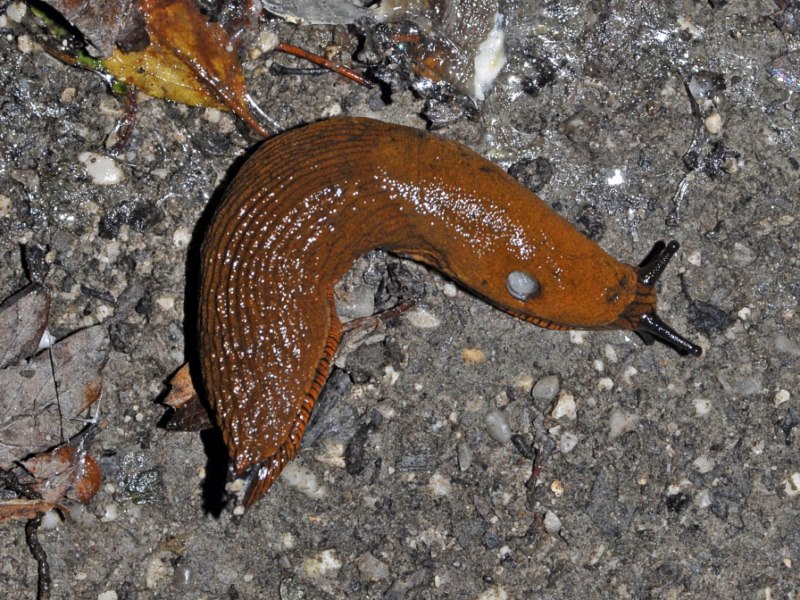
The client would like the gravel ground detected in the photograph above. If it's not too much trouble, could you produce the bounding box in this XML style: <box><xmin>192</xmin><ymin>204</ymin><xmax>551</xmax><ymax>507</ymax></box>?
<box><xmin>1</xmin><ymin>1</ymin><xmax>799</xmax><ymax>599</ymax></box>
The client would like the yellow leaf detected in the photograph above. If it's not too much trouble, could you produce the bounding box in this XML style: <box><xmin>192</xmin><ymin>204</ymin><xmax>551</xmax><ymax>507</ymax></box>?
<box><xmin>104</xmin><ymin>43</ymin><xmax>227</xmax><ymax>110</ymax></box>
<box><xmin>104</xmin><ymin>0</ymin><xmax>270</xmax><ymax>136</ymax></box>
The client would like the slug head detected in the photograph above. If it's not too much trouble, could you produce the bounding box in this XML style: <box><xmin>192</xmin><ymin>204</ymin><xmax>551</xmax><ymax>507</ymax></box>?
<box><xmin>464</xmin><ymin>236</ymin><xmax>701</xmax><ymax>357</ymax></box>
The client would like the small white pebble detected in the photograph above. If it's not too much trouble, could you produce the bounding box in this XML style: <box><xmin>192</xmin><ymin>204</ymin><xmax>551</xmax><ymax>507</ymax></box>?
<box><xmin>512</xmin><ymin>373</ymin><xmax>534</xmax><ymax>392</ymax></box>
<box><xmin>586</xmin><ymin>544</ymin><xmax>607</xmax><ymax>567</ymax></box>
<box><xmin>60</xmin><ymin>87</ymin><xmax>77</xmax><ymax>103</ymax></box>
<box><xmin>38</xmin><ymin>330</ymin><xmax>55</xmax><ymax>350</ymax></box>
<box><xmin>457</xmin><ymin>442</ymin><xmax>473</xmax><ymax>471</ymax></box>
<box><xmin>0</xmin><ymin>193</ymin><xmax>11</xmax><ymax>218</ymax></box>
<box><xmin>704</xmin><ymin>112</ymin><xmax>723</xmax><ymax>134</ymax></box>
<box><xmin>462</xmin><ymin>347</ymin><xmax>485</xmax><ymax>364</ymax></box>
<box><xmin>733</xmin><ymin>242</ymin><xmax>756</xmax><ymax>265</ymax></box>
<box><xmin>493</xmin><ymin>390</ymin><xmax>510</xmax><ymax>409</ymax></box>
<box><xmin>78</xmin><ymin>152</ymin><xmax>125</xmax><ymax>185</ymax></box>
<box><xmin>101</xmin><ymin>503</ymin><xmax>120</xmax><ymax>522</ymax></box>
<box><xmin>693</xmin><ymin>398</ymin><xmax>712</xmax><ymax>416</ymax></box>
<box><xmin>40</xmin><ymin>509</ymin><xmax>63</xmax><ymax>529</ymax></box>
<box><xmin>484</xmin><ymin>409</ymin><xmax>512</xmax><ymax>443</ymax></box>
<box><xmin>604</xmin><ymin>344</ymin><xmax>618</xmax><ymax>363</ymax></box>
<box><xmin>738</xmin><ymin>307</ymin><xmax>751</xmax><ymax>320</ymax></box>
<box><xmin>442</xmin><ymin>282</ymin><xmax>457</xmax><ymax>297</ymax></box>
<box><xmin>597</xmin><ymin>377</ymin><xmax>614</xmax><ymax>392</ymax></box>
<box><xmin>428</xmin><ymin>472</ymin><xmax>452</xmax><ymax>497</ymax></box>
<box><xmin>593</xmin><ymin>359</ymin><xmax>604</xmax><ymax>373</ymax></box>
<box><xmin>172</xmin><ymin>226</ymin><xmax>192</xmax><ymax>248</ymax></box>
<box><xmin>608</xmin><ymin>408</ymin><xmax>640</xmax><ymax>440</ymax></box>
<box><xmin>280</xmin><ymin>532</ymin><xmax>296</xmax><ymax>549</ymax></box>
<box><xmin>302</xmin><ymin>550</ymin><xmax>342</xmax><ymax>578</ymax></box>
<box><xmin>336</xmin><ymin>284</ymin><xmax>374</xmax><ymax>320</ymax></box>
<box><xmin>6</xmin><ymin>2</ymin><xmax>26</xmax><ymax>22</ymax></box>
<box><xmin>569</xmin><ymin>330</ymin><xmax>587</xmax><ymax>345</ymax></box>
<box><xmin>17</xmin><ymin>33</ymin><xmax>34</xmax><ymax>53</ymax></box>
<box><xmin>97</xmin><ymin>592</ymin><xmax>118</xmax><ymax>600</ymax></box>
<box><xmin>356</xmin><ymin>552</ymin><xmax>390</xmax><ymax>582</ymax></box>
<box><xmin>694</xmin><ymin>489</ymin><xmax>712</xmax><ymax>509</ymax></box>
<box><xmin>551</xmin><ymin>390</ymin><xmax>576</xmax><ymax>421</ymax></box>
<box><xmin>532</xmin><ymin>375</ymin><xmax>559</xmax><ymax>401</ymax></box>
<box><xmin>620</xmin><ymin>368</ymin><xmax>638</xmax><ymax>387</ymax></box>
<box><xmin>314</xmin><ymin>441</ymin><xmax>346</xmax><ymax>468</ymax></box>
<box><xmin>203</xmin><ymin>107</ymin><xmax>221</xmax><ymax>124</ymax></box>
<box><xmin>404</xmin><ymin>306</ymin><xmax>441</xmax><ymax>328</ymax></box>
<box><xmin>692</xmin><ymin>455</ymin><xmax>716</xmax><ymax>474</ymax></box>
<box><xmin>783</xmin><ymin>472</ymin><xmax>800</xmax><ymax>497</ymax></box>
<box><xmin>543</xmin><ymin>510</ymin><xmax>562</xmax><ymax>534</ymax></box>
<box><xmin>321</xmin><ymin>103</ymin><xmax>342</xmax><ymax>118</ymax></box>
<box><xmin>687</xmin><ymin>250</ymin><xmax>702</xmax><ymax>266</ymax></box>
<box><xmin>156</xmin><ymin>296</ymin><xmax>175</xmax><ymax>311</ymax></box>
<box><xmin>559</xmin><ymin>432</ymin><xmax>578</xmax><ymax>453</ymax></box>
<box><xmin>257</xmin><ymin>30</ymin><xmax>280</xmax><ymax>53</ymax></box>
<box><xmin>281</xmin><ymin>461</ymin><xmax>326</xmax><ymax>499</ymax></box>
<box><xmin>774</xmin><ymin>389</ymin><xmax>790</xmax><ymax>406</ymax></box>
<box><xmin>382</xmin><ymin>365</ymin><xmax>399</xmax><ymax>386</ymax></box>
<box><xmin>145</xmin><ymin>553</ymin><xmax>171</xmax><ymax>589</ymax></box>
<box><xmin>226</xmin><ymin>478</ymin><xmax>245</xmax><ymax>494</ymax></box>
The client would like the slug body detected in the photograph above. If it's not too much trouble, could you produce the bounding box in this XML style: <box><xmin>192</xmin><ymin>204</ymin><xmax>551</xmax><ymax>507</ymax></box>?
<box><xmin>199</xmin><ymin>117</ymin><xmax>700</xmax><ymax>507</ymax></box>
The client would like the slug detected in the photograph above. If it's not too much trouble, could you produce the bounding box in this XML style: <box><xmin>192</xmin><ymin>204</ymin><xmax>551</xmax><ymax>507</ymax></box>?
<box><xmin>198</xmin><ymin>117</ymin><xmax>701</xmax><ymax>508</ymax></box>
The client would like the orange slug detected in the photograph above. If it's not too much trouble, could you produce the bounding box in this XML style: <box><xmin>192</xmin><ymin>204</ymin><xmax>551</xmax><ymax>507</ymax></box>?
<box><xmin>198</xmin><ymin>117</ymin><xmax>701</xmax><ymax>508</ymax></box>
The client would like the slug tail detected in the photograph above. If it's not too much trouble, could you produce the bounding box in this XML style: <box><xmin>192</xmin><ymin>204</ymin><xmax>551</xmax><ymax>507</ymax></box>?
<box><xmin>237</xmin><ymin>288</ymin><xmax>343</xmax><ymax>510</ymax></box>
<box><xmin>240</xmin><ymin>446</ymin><xmax>293</xmax><ymax>510</ymax></box>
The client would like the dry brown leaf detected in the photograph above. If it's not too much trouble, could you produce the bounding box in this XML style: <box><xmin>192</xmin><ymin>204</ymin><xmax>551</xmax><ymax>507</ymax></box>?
<box><xmin>0</xmin><ymin>498</ymin><xmax>68</xmax><ymax>523</ymax></box>
<box><xmin>0</xmin><ymin>325</ymin><xmax>109</xmax><ymax>468</ymax></box>
<box><xmin>103</xmin><ymin>0</ymin><xmax>271</xmax><ymax>135</ymax></box>
<box><xmin>21</xmin><ymin>444</ymin><xmax>102</xmax><ymax>504</ymax></box>
<box><xmin>163</xmin><ymin>362</ymin><xmax>196</xmax><ymax>410</ymax></box>
<box><xmin>163</xmin><ymin>363</ymin><xmax>212</xmax><ymax>431</ymax></box>
<box><xmin>0</xmin><ymin>284</ymin><xmax>51</xmax><ymax>370</ymax></box>
<box><xmin>21</xmin><ymin>446</ymin><xmax>77</xmax><ymax>503</ymax></box>
<box><xmin>71</xmin><ymin>452</ymin><xmax>101</xmax><ymax>503</ymax></box>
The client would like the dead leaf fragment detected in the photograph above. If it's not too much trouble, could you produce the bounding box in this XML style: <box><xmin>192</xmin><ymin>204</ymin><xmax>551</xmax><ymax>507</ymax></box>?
<box><xmin>72</xmin><ymin>452</ymin><xmax>101</xmax><ymax>503</ymax></box>
<box><xmin>163</xmin><ymin>362</ymin><xmax>196</xmax><ymax>411</ymax></box>
<box><xmin>22</xmin><ymin>444</ymin><xmax>101</xmax><ymax>504</ymax></box>
<box><xmin>163</xmin><ymin>363</ymin><xmax>212</xmax><ymax>431</ymax></box>
<box><xmin>0</xmin><ymin>284</ymin><xmax>51</xmax><ymax>369</ymax></box>
<box><xmin>0</xmin><ymin>325</ymin><xmax>109</xmax><ymax>468</ymax></box>
<box><xmin>0</xmin><ymin>498</ymin><xmax>67</xmax><ymax>523</ymax></box>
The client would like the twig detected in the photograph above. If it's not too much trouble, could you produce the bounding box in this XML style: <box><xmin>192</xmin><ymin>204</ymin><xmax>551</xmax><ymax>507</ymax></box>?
<box><xmin>0</xmin><ymin>469</ymin><xmax>52</xmax><ymax>600</ymax></box>
<box><xmin>25</xmin><ymin>515</ymin><xmax>51</xmax><ymax>600</ymax></box>
<box><xmin>275</xmin><ymin>42</ymin><xmax>373</xmax><ymax>88</ymax></box>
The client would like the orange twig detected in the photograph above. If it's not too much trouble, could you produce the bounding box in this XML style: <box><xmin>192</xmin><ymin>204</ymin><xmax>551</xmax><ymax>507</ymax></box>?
<box><xmin>275</xmin><ymin>42</ymin><xmax>372</xmax><ymax>89</ymax></box>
